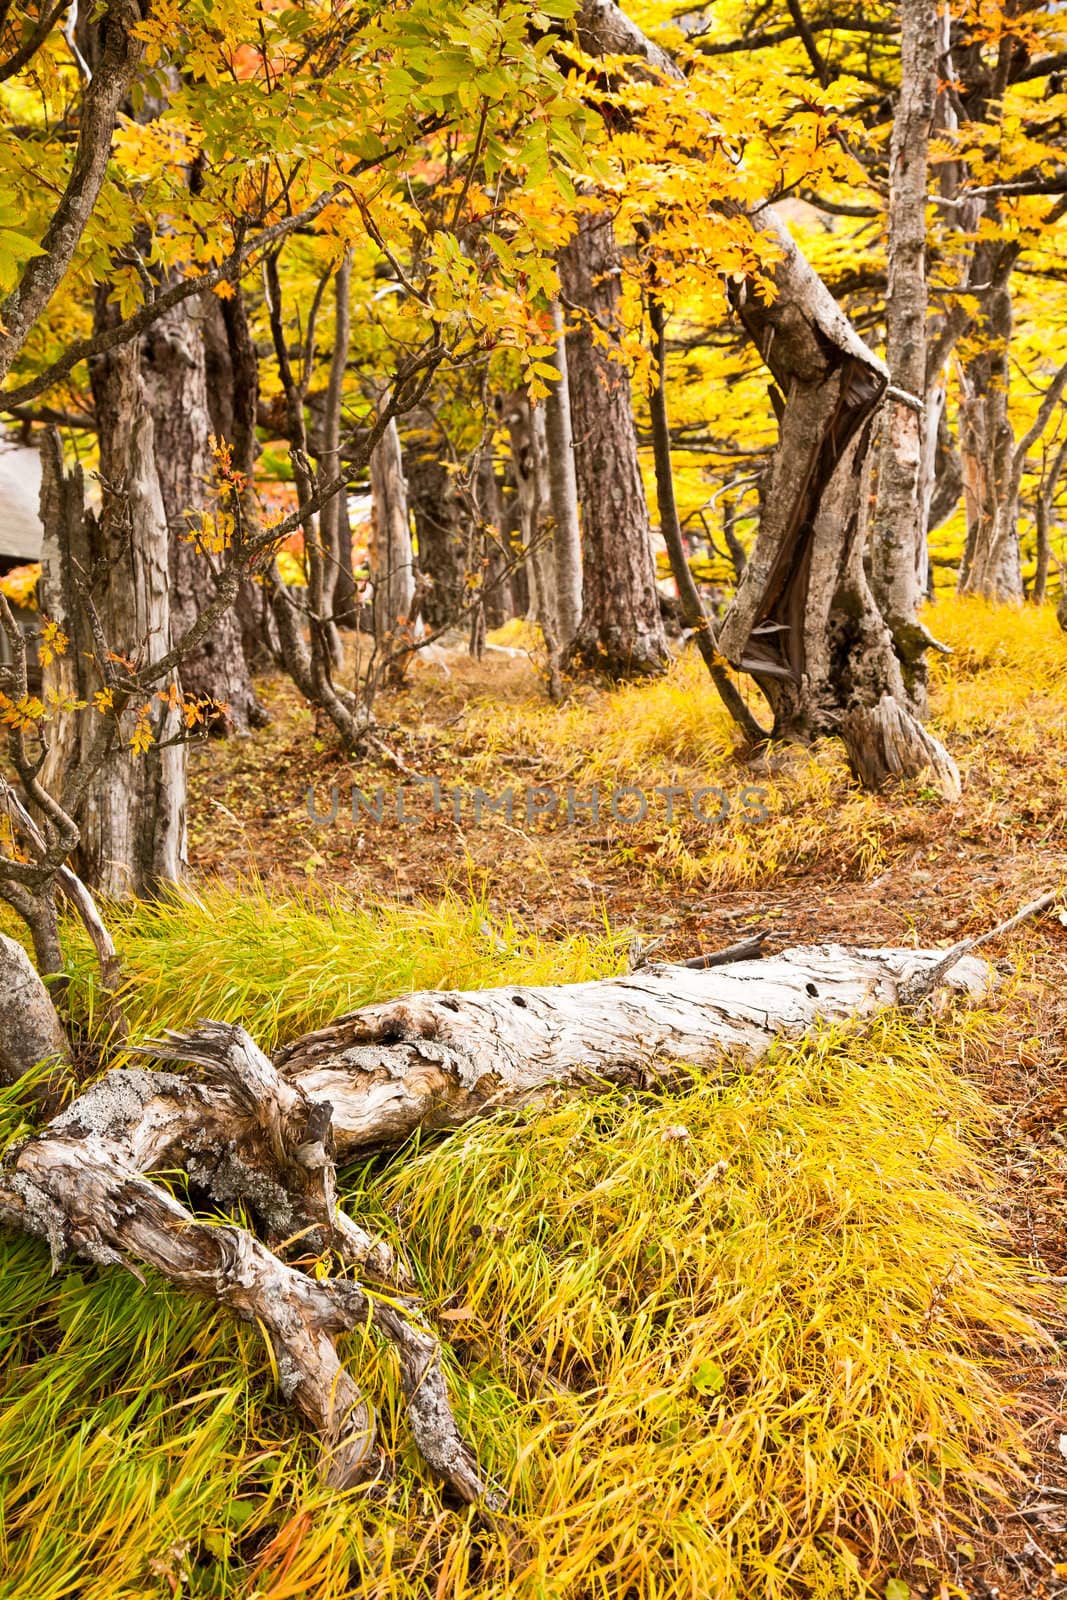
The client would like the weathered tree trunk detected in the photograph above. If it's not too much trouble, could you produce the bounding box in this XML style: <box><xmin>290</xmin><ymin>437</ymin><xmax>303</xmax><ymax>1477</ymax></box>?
<box><xmin>318</xmin><ymin>251</ymin><xmax>358</xmax><ymax>634</ymax></box>
<box><xmin>715</xmin><ymin>215</ymin><xmax>961</xmax><ymax>797</ymax></box>
<box><xmin>543</xmin><ymin>299</ymin><xmax>583</xmax><ymax>648</ymax></box>
<box><xmin>0</xmin><ymin>941</ymin><xmax>991</xmax><ymax>1503</ymax></box>
<box><xmin>0</xmin><ymin>932</ymin><xmax>69</xmax><ymax>1091</ymax></box>
<box><xmin>370</xmin><ymin>418</ymin><xmax>416</xmax><ymax>673</ymax></box>
<box><xmin>405</xmin><ymin>435</ymin><xmax>467</xmax><ymax>631</ymax></box>
<box><xmin>570</xmin><ymin>1</ymin><xmax>957</xmax><ymax>794</ymax></box>
<box><xmin>38</xmin><ymin>304</ymin><xmax>187</xmax><ymax>899</ymax></box>
<box><xmin>869</xmin><ymin>0</ymin><xmax>939</xmax><ymax>703</ymax></box>
<box><xmin>957</xmin><ymin>262</ymin><xmax>1023</xmax><ymax>601</ymax></box>
<box><xmin>1034</xmin><ymin>435</ymin><xmax>1067</xmax><ymax>605</ymax></box>
<box><xmin>141</xmin><ymin>295</ymin><xmax>262</xmax><ymax>732</ymax></box>
<box><xmin>278</xmin><ymin>944</ymin><xmax>991</xmax><ymax>1148</ymax></box>
<box><xmin>558</xmin><ymin>212</ymin><xmax>669</xmax><ymax>678</ymax></box>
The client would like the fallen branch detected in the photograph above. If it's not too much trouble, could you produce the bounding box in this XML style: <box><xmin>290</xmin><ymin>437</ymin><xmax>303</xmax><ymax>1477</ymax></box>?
<box><xmin>896</xmin><ymin>890</ymin><xmax>1059</xmax><ymax>1007</ymax></box>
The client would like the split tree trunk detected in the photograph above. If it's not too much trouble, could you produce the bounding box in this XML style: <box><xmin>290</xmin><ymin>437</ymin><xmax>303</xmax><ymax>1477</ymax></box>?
<box><xmin>571</xmin><ymin>0</ymin><xmax>958</xmax><ymax>795</ymax></box>
<box><xmin>715</xmin><ymin>216</ymin><xmax>961</xmax><ymax>798</ymax></box>
<box><xmin>141</xmin><ymin>294</ymin><xmax>262</xmax><ymax>732</ymax></box>
<box><xmin>868</xmin><ymin>0</ymin><xmax>940</xmax><ymax>704</ymax></box>
<box><xmin>558</xmin><ymin>213</ymin><xmax>669</xmax><ymax>678</ymax></box>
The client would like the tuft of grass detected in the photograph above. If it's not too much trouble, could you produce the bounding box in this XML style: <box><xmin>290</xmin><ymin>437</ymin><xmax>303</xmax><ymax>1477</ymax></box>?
<box><xmin>0</xmin><ymin>891</ymin><xmax>1048</xmax><ymax>1598</ymax></box>
<box><xmin>58</xmin><ymin>881</ymin><xmax>627</xmax><ymax>1051</ymax></box>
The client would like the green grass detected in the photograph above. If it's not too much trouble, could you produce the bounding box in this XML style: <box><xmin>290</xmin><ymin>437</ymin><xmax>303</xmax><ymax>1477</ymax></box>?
<box><xmin>57</xmin><ymin>880</ymin><xmax>628</xmax><ymax>1052</ymax></box>
<box><xmin>0</xmin><ymin>887</ymin><xmax>1048</xmax><ymax>1597</ymax></box>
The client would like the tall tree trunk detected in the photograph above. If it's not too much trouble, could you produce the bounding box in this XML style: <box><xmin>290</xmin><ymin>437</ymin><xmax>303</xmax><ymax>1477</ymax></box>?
<box><xmin>474</xmin><ymin>451</ymin><xmax>514</xmax><ymax>634</ymax></box>
<box><xmin>558</xmin><ymin>212</ymin><xmax>669</xmax><ymax>678</ymax></box>
<box><xmin>370</xmin><ymin>419</ymin><xmax>416</xmax><ymax>675</ymax></box>
<box><xmin>141</xmin><ymin>294</ymin><xmax>262</xmax><ymax>732</ymax></box>
<box><xmin>869</xmin><ymin>0</ymin><xmax>939</xmax><ymax>703</ymax></box>
<box><xmin>318</xmin><ymin>252</ymin><xmax>357</xmax><ymax>633</ymax></box>
<box><xmin>38</xmin><ymin>299</ymin><xmax>187</xmax><ymax>898</ymax></box>
<box><xmin>504</xmin><ymin>393</ymin><xmax>563</xmax><ymax>696</ymax></box>
<box><xmin>405</xmin><ymin>433</ymin><xmax>467</xmax><ymax>631</ymax></box>
<box><xmin>957</xmin><ymin>261</ymin><xmax>1023</xmax><ymax>600</ymax></box>
<box><xmin>210</xmin><ymin>287</ymin><xmax>281</xmax><ymax>679</ymax></box>
<box><xmin>543</xmin><ymin>299</ymin><xmax>583</xmax><ymax>648</ymax></box>
<box><xmin>1034</xmin><ymin>435</ymin><xmax>1067</xmax><ymax>605</ymax></box>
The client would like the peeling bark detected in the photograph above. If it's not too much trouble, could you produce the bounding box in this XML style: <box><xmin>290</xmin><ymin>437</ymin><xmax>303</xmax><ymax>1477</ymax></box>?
<box><xmin>278</xmin><ymin>945</ymin><xmax>990</xmax><ymax>1150</ymax></box>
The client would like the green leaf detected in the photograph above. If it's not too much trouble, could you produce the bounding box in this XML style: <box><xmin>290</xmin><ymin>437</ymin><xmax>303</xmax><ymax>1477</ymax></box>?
<box><xmin>885</xmin><ymin>1580</ymin><xmax>911</xmax><ymax>1600</ymax></box>
<box><xmin>692</xmin><ymin>1359</ymin><xmax>725</xmax><ymax>1396</ymax></box>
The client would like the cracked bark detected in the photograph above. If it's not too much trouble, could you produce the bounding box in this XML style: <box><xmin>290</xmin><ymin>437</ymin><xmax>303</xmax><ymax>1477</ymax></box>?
<box><xmin>559</xmin><ymin>211</ymin><xmax>669</xmax><ymax>679</ymax></box>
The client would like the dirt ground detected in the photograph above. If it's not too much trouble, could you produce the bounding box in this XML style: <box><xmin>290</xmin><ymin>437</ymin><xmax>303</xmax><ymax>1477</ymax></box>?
<box><xmin>189</xmin><ymin>642</ymin><xmax>1067</xmax><ymax>1600</ymax></box>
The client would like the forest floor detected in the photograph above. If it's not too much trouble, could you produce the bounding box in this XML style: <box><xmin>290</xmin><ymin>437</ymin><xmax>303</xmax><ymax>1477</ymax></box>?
<box><xmin>184</xmin><ymin>594</ymin><xmax>1067</xmax><ymax>1599</ymax></box>
<box><xmin>2</xmin><ymin>597</ymin><xmax>1065</xmax><ymax>1600</ymax></box>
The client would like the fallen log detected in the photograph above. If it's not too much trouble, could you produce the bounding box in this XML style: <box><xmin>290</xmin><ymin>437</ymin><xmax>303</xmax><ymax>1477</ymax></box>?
<box><xmin>275</xmin><ymin>944</ymin><xmax>994</xmax><ymax>1152</ymax></box>
<box><xmin>0</xmin><ymin>942</ymin><xmax>997</xmax><ymax>1504</ymax></box>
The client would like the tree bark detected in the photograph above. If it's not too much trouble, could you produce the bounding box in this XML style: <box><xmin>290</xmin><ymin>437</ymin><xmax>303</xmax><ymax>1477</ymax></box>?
<box><xmin>406</xmin><ymin>434</ymin><xmax>467</xmax><ymax>631</ymax></box>
<box><xmin>543</xmin><ymin>299</ymin><xmax>583</xmax><ymax>648</ymax></box>
<box><xmin>558</xmin><ymin>212</ymin><xmax>669</xmax><ymax>678</ymax></box>
<box><xmin>38</xmin><ymin>304</ymin><xmax>187</xmax><ymax>900</ymax></box>
<box><xmin>141</xmin><ymin>295</ymin><xmax>262</xmax><ymax>733</ymax></box>
<box><xmin>957</xmin><ymin>261</ymin><xmax>1023</xmax><ymax>601</ymax></box>
<box><xmin>370</xmin><ymin>418</ymin><xmax>416</xmax><ymax>674</ymax></box>
<box><xmin>868</xmin><ymin>0</ymin><xmax>939</xmax><ymax>703</ymax></box>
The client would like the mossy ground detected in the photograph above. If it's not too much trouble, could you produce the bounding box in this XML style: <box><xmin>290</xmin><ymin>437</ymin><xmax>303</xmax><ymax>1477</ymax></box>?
<box><xmin>2</xmin><ymin>596</ymin><xmax>1066</xmax><ymax>1599</ymax></box>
